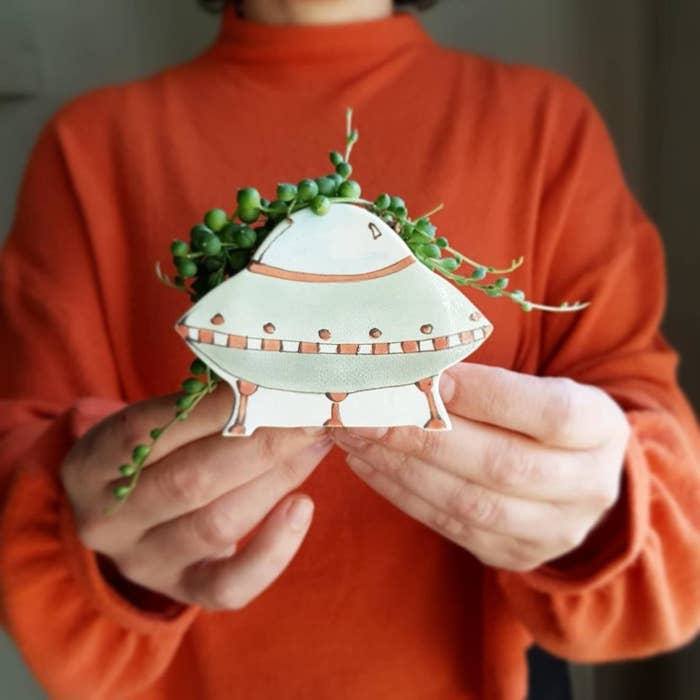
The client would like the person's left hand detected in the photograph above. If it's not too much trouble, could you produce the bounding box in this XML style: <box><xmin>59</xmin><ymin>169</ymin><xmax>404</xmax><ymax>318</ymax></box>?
<box><xmin>332</xmin><ymin>363</ymin><xmax>631</xmax><ymax>572</ymax></box>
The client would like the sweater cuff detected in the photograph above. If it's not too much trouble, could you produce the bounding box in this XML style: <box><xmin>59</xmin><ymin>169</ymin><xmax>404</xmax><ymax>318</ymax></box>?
<box><xmin>57</xmin><ymin>488</ymin><xmax>199</xmax><ymax>634</ymax></box>
<box><xmin>1</xmin><ymin>402</ymin><xmax>199</xmax><ymax>639</ymax></box>
<box><xmin>498</xmin><ymin>424</ymin><xmax>651</xmax><ymax>595</ymax></box>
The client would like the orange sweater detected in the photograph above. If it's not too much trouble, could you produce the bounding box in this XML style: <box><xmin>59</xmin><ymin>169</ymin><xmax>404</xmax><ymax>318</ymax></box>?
<box><xmin>1</xmin><ymin>8</ymin><xmax>699</xmax><ymax>700</ymax></box>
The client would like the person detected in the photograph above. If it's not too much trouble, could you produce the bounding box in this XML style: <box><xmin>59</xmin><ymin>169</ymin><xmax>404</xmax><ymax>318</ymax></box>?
<box><xmin>0</xmin><ymin>1</ymin><xmax>698</xmax><ymax>698</ymax></box>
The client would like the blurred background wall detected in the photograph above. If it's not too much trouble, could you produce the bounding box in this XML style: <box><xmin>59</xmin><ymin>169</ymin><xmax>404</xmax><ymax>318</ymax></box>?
<box><xmin>0</xmin><ymin>0</ymin><xmax>697</xmax><ymax>698</ymax></box>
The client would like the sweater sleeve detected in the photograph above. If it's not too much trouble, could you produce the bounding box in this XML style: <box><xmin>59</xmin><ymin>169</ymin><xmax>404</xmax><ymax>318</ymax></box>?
<box><xmin>0</xmin><ymin>113</ymin><xmax>198</xmax><ymax>699</ymax></box>
<box><xmin>496</xmin><ymin>79</ymin><xmax>700</xmax><ymax>662</ymax></box>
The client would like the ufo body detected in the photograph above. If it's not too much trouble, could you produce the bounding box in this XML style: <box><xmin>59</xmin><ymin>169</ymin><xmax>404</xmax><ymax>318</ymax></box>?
<box><xmin>176</xmin><ymin>204</ymin><xmax>492</xmax><ymax>435</ymax></box>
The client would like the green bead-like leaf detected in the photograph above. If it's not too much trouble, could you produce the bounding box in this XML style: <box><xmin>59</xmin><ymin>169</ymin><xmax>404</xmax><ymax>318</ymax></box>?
<box><xmin>175</xmin><ymin>258</ymin><xmax>198</xmax><ymax>278</ymax></box>
<box><xmin>421</xmin><ymin>243</ymin><xmax>441</xmax><ymax>259</ymax></box>
<box><xmin>132</xmin><ymin>444</ymin><xmax>151</xmax><ymax>466</ymax></box>
<box><xmin>190</xmin><ymin>358</ymin><xmax>208</xmax><ymax>375</ymax></box>
<box><xmin>276</xmin><ymin>183</ymin><xmax>297</xmax><ymax>203</ymax></box>
<box><xmin>113</xmin><ymin>485</ymin><xmax>130</xmax><ymax>500</ymax></box>
<box><xmin>119</xmin><ymin>463</ymin><xmax>136</xmax><ymax>477</ymax></box>
<box><xmin>374</xmin><ymin>193</ymin><xmax>391</xmax><ymax>211</ymax></box>
<box><xmin>337</xmin><ymin>180</ymin><xmax>362</xmax><ymax>199</ymax></box>
<box><xmin>176</xmin><ymin>394</ymin><xmax>196</xmax><ymax>410</ymax></box>
<box><xmin>237</xmin><ymin>187</ymin><xmax>261</xmax><ymax>209</ymax></box>
<box><xmin>335</xmin><ymin>161</ymin><xmax>352</xmax><ymax>179</ymax></box>
<box><xmin>204</xmin><ymin>209</ymin><xmax>228</xmax><ymax>232</ymax></box>
<box><xmin>311</xmin><ymin>195</ymin><xmax>331</xmax><ymax>216</ymax></box>
<box><xmin>170</xmin><ymin>239</ymin><xmax>189</xmax><ymax>257</ymax></box>
<box><xmin>182</xmin><ymin>377</ymin><xmax>206</xmax><ymax>394</ymax></box>
<box><xmin>297</xmin><ymin>178</ymin><xmax>319</xmax><ymax>202</ymax></box>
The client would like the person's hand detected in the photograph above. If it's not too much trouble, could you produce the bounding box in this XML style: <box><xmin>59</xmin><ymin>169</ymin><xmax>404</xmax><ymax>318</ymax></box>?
<box><xmin>60</xmin><ymin>386</ymin><xmax>331</xmax><ymax>610</ymax></box>
<box><xmin>332</xmin><ymin>363</ymin><xmax>631</xmax><ymax>572</ymax></box>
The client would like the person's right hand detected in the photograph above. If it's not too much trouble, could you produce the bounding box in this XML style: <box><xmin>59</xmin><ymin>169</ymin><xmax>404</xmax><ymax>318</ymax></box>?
<box><xmin>60</xmin><ymin>385</ymin><xmax>332</xmax><ymax>610</ymax></box>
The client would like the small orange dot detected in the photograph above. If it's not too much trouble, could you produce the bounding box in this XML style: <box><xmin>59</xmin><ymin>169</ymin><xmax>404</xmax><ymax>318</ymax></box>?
<box><xmin>420</xmin><ymin>324</ymin><xmax>433</xmax><ymax>334</ymax></box>
<box><xmin>319</xmin><ymin>329</ymin><xmax>331</xmax><ymax>340</ymax></box>
<box><xmin>263</xmin><ymin>323</ymin><xmax>276</xmax><ymax>334</ymax></box>
<box><xmin>211</xmin><ymin>313</ymin><xmax>225</xmax><ymax>326</ymax></box>
<box><xmin>369</xmin><ymin>328</ymin><xmax>382</xmax><ymax>339</ymax></box>
<box><xmin>469</xmin><ymin>312</ymin><xmax>482</xmax><ymax>321</ymax></box>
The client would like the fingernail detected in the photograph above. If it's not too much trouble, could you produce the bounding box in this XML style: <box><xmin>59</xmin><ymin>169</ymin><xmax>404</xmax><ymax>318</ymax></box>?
<box><xmin>348</xmin><ymin>427</ymin><xmax>388</xmax><ymax>440</ymax></box>
<box><xmin>439</xmin><ymin>371</ymin><xmax>456</xmax><ymax>403</ymax></box>
<box><xmin>286</xmin><ymin>497</ymin><xmax>313</xmax><ymax>530</ymax></box>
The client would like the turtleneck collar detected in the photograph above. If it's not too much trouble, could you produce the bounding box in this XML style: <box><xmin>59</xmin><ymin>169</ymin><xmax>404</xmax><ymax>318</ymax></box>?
<box><xmin>206</xmin><ymin>4</ymin><xmax>433</xmax><ymax>64</ymax></box>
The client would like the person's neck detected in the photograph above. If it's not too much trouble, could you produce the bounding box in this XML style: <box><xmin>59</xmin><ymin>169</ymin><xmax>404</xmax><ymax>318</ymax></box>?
<box><xmin>240</xmin><ymin>0</ymin><xmax>394</xmax><ymax>25</ymax></box>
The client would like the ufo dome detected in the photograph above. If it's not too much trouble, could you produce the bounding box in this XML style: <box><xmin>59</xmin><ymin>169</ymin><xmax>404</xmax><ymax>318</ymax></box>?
<box><xmin>252</xmin><ymin>204</ymin><xmax>407</xmax><ymax>275</ymax></box>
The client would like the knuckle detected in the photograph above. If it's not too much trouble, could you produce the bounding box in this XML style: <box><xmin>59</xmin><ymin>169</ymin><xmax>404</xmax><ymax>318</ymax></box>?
<box><xmin>117</xmin><ymin>407</ymin><xmax>150</xmax><ymax>457</ymax></box>
<box><xmin>541</xmin><ymin>378</ymin><xmax>578</xmax><ymax>444</ymax></box>
<box><xmin>255</xmin><ymin>430</ymin><xmax>280</xmax><ymax>466</ymax></box>
<box><xmin>418</xmin><ymin>429</ymin><xmax>446</xmax><ymax>465</ymax></box>
<box><xmin>592</xmin><ymin>478</ymin><xmax>620</xmax><ymax>512</ymax></box>
<box><xmin>448</xmin><ymin>483</ymin><xmax>502</xmax><ymax>529</ymax></box>
<box><xmin>431</xmin><ymin>509</ymin><xmax>468</xmax><ymax>540</ymax></box>
<box><xmin>115</xmin><ymin>554</ymin><xmax>149</xmax><ymax>585</ymax></box>
<box><xmin>381</xmin><ymin>446</ymin><xmax>410</xmax><ymax>476</ymax></box>
<box><xmin>393</xmin><ymin>455</ymin><xmax>426</xmax><ymax>490</ymax></box>
<box><xmin>502</xmin><ymin>541</ymin><xmax>541</xmax><ymax>572</ymax></box>
<box><xmin>279</xmin><ymin>456</ymin><xmax>312</xmax><ymax>485</ymax></box>
<box><xmin>190</xmin><ymin>507</ymin><xmax>235</xmax><ymax>550</ymax></box>
<box><xmin>157</xmin><ymin>461</ymin><xmax>208</xmax><ymax>505</ymax></box>
<box><xmin>75</xmin><ymin>514</ymin><xmax>108</xmax><ymax>552</ymax></box>
<box><xmin>206</xmin><ymin>577</ymin><xmax>247</xmax><ymax>611</ymax></box>
<box><xmin>484</xmin><ymin>438</ymin><xmax>535</xmax><ymax>490</ymax></box>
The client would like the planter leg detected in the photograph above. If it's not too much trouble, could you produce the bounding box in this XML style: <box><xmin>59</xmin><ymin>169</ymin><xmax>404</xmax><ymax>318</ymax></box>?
<box><xmin>324</xmin><ymin>392</ymin><xmax>348</xmax><ymax>427</ymax></box>
<box><xmin>416</xmin><ymin>377</ymin><xmax>447</xmax><ymax>430</ymax></box>
<box><xmin>228</xmin><ymin>380</ymin><xmax>258</xmax><ymax>435</ymax></box>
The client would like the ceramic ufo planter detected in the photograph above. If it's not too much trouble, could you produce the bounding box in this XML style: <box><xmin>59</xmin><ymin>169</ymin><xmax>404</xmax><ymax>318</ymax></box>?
<box><xmin>110</xmin><ymin>110</ymin><xmax>586</xmax><ymax>506</ymax></box>
<box><xmin>176</xmin><ymin>203</ymin><xmax>492</xmax><ymax>435</ymax></box>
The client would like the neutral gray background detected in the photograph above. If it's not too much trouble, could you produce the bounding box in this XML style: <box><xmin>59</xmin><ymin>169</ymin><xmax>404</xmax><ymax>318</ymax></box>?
<box><xmin>1</xmin><ymin>1</ymin><xmax>698</xmax><ymax>698</ymax></box>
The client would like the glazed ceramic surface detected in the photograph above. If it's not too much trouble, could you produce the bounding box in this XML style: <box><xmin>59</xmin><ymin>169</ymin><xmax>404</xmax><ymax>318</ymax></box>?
<box><xmin>177</xmin><ymin>204</ymin><xmax>492</xmax><ymax>434</ymax></box>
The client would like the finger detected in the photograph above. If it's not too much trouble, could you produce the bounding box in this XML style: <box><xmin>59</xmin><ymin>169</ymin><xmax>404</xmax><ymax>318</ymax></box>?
<box><xmin>334</xmin><ymin>419</ymin><xmax>601</xmax><ymax>503</ymax></box>
<box><xmin>345</xmin><ymin>455</ymin><xmax>547</xmax><ymax>572</ymax></box>
<box><xmin>440</xmin><ymin>363</ymin><xmax>617</xmax><ymax>449</ymax></box>
<box><xmin>69</xmin><ymin>383</ymin><xmax>235</xmax><ymax>494</ymax></box>
<box><xmin>109</xmin><ymin>429</ymin><xmax>331</xmax><ymax>530</ymax></box>
<box><xmin>130</xmin><ymin>440</ymin><xmax>331</xmax><ymax>573</ymax></box>
<box><xmin>178</xmin><ymin>494</ymin><xmax>315</xmax><ymax>610</ymax></box>
<box><xmin>339</xmin><ymin>442</ymin><xmax>567</xmax><ymax>541</ymax></box>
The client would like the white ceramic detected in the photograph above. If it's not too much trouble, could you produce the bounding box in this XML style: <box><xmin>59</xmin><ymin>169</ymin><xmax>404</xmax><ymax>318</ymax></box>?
<box><xmin>176</xmin><ymin>204</ymin><xmax>492</xmax><ymax>435</ymax></box>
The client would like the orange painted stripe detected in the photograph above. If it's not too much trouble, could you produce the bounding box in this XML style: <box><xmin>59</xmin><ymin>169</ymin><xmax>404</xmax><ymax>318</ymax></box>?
<box><xmin>339</xmin><ymin>343</ymin><xmax>359</xmax><ymax>355</ymax></box>
<box><xmin>373</xmin><ymin>343</ymin><xmax>389</xmax><ymax>355</ymax></box>
<box><xmin>460</xmin><ymin>330</ymin><xmax>473</xmax><ymax>344</ymax></box>
<box><xmin>248</xmin><ymin>256</ymin><xmax>414</xmax><ymax>283</ymax></box>
<box><xmin>199</xmin><ymin>329</ymin><xmax>214</xmax><ymax>344</ymax></box>
<box><xmin>176</xmin><ymin>324</ymin><xmax>188</xmax><ymax>338</ymax></box>
<box><xmin>433</xmin><ymin>336</ymin><xmax>449</xmax><ymax>350</ymax></box>
<box><xmin>299</xmin><ymin>342</ymin><xmax>319</xmax><ymax>354</ymax></box>
<box><xmin>262</xmin><ymin>338</ymin><xmax>282</xmax><ymax>351</ymax></box>
<box><xmin>228</xmin><ymin>334</ymin><xmax>246</xmax><ymax>349</ymax></box>
<box><xmin>401</xmin><ymin>340</ymin><xmax>419</xmax><ymax>353</ymax></box>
